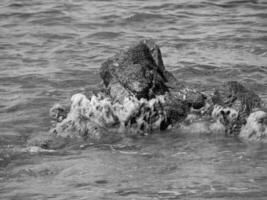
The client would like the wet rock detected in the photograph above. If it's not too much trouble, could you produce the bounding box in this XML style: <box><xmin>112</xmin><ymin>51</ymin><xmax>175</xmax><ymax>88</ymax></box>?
<box><xmin>98</xmin><ymin>38</ymin><xmax>204</xmax><ymax>130</ymax></box>
<box><xmin>100</xmin><ymin>39</ymin><xmax>206</xmax><ymax>109</ymax></box>
<box><xmin>169</xmin><ymin>87</ymin><xmax>206</xmax><ymax>109</ymax></box>
<box><xmin>161</xmin><ymin>93</ymin><xmax>189</xmax><ymax>128</ymax></box>
<box><xmin>50</xmin><ymin>119</ymin><xmax>121</xmax><ymax>145</ymax></box>
<box><xmin>211</xmin><ymin>81</ymin><xmax>264</xmax><ymax>136</ymax></box>
<box><xmin>212</xmin><ymin>81</ymin><xmax>263</xmax><ymax>111</ymax></box>
<box><xmin>100</xmin><ymin>39</ymin><xmax>168</xmax><ymax>101</ymax></box>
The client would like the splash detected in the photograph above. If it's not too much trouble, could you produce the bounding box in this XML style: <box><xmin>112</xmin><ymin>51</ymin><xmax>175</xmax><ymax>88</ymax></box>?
<box><xmin>239</xmin><ymin>110</ymin><xmax>267</xmax><ymax>142</ymax></box>
<box><xmin>50</xmin><ymin>93</ymin><xmax>172</xmax><ymax>140</ymax></box>
<box><xmin>48</xmin><ymin>91</ymin><xmax>267</xmax><ymax>144</ymax></box>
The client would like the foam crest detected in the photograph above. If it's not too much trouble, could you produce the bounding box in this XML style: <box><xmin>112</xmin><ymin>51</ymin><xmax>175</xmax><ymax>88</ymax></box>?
<box><xmin>240</xmin><ymin>110</ymin><xmax>267</xmax><ymax>142</ymax></box>
<box><xmin>51</xmin><ymin>93</ymin><xmax>169</xmax><ymax>138</ymax></box>
<box><xmin>49</xmin><ymin>92</ymin><xmax>267</xmax><ymax>143</ymax></box>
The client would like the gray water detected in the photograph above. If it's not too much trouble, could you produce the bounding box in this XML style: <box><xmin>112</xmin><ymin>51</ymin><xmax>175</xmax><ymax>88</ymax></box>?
<box><xmin>0</xmin><ymin>0</ymin><xmax>267</xmax><ymax>199</ymax></box>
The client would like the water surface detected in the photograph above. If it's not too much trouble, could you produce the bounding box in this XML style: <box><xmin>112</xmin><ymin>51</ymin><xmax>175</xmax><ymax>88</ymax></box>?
<box><xmin>0</xmin><ymin>0</ymin><xmax>267</xmax><ymax>199</ymax></box>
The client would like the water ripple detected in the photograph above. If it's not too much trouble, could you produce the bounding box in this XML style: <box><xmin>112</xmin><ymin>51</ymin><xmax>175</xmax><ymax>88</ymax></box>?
<box><xmin>1</xmin><ymin>0</ymin><xmax>267</xmax><ymax>199</ymax></box>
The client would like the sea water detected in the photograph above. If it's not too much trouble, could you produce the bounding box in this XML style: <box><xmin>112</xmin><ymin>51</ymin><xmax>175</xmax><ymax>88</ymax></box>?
<box><xmin>0</xmin><ymin>0</ymin><xmax>267</xmax><ymax>199</ymax></box>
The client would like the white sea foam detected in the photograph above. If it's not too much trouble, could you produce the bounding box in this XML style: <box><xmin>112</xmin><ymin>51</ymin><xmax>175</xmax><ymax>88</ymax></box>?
<box><xmin>50</xmin><ymin>93</ymin><xmax>234</xmax><ymax>138</ymax></box>
<box><xmin>50</xmin><ymin>93</ymin><xmax>267</xmax><ymax>143</ymax></box>
<box><xmin>51</xmin><ymin>93</ymin><xmax>169</xmax><ymax>137</ymax></box>
<box><xmin>240</xmin><ymin>110</ymin><xmax>267</xmax><ymax>142</ymax></box>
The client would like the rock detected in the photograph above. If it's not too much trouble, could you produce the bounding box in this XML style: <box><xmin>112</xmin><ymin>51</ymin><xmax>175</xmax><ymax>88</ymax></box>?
<box><xmin>35</xmin><ymin>39</ymin><xmax>212</xmax><ymax>149</ymax></box>
<box><xmin>100</xmin><ymin>38</ymin><xmax>197</xmax><ymax>130</ymax></box>
<box><xmin>161</xmin><ymin>93</ymin><xmax>189</xmax><ymax>127</ymax></box>
<box><xmin>169</xmin><ymin>87</ymin><xmax>206</xmax><ymax>109</ymax></box>
<box><xmin>100</xmin><ymin>39</ymin><xmax>168</xmax><ymax>101</ymax></box>
<box><xmin>100</xmin><ymin>39</ymin><xmax>206</xmax><ymax>109</ymax></box>
<box><xmin>212</xmin><ymin>81</ymin><xmax>262</xmax><ymax>110</ymax></box>
<box><xmin>211</xmin><ymin>81</ymin><xmax>264</xmax><ymax>135</ymax></box>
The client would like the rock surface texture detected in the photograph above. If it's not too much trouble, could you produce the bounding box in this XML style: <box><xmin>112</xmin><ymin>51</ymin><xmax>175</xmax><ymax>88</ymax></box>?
<box><xmin>100</xmin><ymin>39</ymin><xmax>206</xmax><ymax>108</ymax></box>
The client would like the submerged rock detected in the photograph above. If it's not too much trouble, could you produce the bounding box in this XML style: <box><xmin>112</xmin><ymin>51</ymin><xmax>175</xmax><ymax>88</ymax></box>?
<box><xmin>169</xmin><ymin>87</ymin><xmax>206</xmax><ymax>110</ymax></box>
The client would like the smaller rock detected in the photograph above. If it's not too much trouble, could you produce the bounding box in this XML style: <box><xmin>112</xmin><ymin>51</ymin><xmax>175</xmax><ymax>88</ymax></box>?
<box><xmin>211</xmin><ymin>81</ymin><xmax>264</xmax><ymax>135</ymax></box>
<box><xmin>170</xmin><ymin>87</ymin><xmax>206</xmax><ymax>109</ymax></box>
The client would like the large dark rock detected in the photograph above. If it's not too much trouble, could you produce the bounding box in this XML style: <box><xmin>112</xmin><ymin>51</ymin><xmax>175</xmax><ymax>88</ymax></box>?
<box><xmin>100</xmin><ymin>39</ymin><xmax>206</xmax><ymax>109</ymax></box>
<box><xmin>100</xmin><ymin>39</ymin><xmax>168</xmax><ymax>101</ymax></box>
